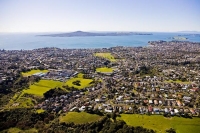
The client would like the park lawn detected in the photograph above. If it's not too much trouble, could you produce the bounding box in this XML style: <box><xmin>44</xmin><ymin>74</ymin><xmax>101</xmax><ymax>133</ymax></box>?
<box><xmin>21</xmin><ymin>69</ymin><xmax>49</xmax><ymax>77</ymax></box>
<box><xmin>117</xmin><ymin>114</ymin><xmax>200</xmax><ymax>133</ymax></box>
<box><xmin>94</xmin><ymin>52</ymin><xmax>116</xmax><ymax>62</ymax></box>
<box><xmin>96</xmin><ymin>67</ymin><xmax>113</xmax><ymax>73</ymax></box>
<box><xmin>60</xmin><ymin>112</ymin><xmax>102</xmax><ymax>124</ymax></box>
<box><xmin>65</xmin><ymin>77</ymin><xmax>93</xmax><ymax>89</ymax></box>
<box><xmin>164</xmin><ymin>80</ymin><xmax>191</xmax><ymax>84</ymax></box>
<box><xmin>23</xmin><ymin>80</ymin><xmax>64</xmax><ymax>97</ymax></box>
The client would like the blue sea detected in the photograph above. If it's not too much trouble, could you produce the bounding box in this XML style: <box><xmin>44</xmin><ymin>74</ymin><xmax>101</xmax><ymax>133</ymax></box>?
<box><xmin>0</xmin><ymin>32</ymin><xmax>200</xmax><ymax>50</ymax></box>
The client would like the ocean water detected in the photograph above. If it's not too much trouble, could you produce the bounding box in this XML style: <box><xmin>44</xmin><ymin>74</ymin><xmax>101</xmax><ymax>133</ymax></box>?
<box><xmin>0</xmin><ymin>32</ymin><xmax>200</xmax><ymax>50</ymax></box>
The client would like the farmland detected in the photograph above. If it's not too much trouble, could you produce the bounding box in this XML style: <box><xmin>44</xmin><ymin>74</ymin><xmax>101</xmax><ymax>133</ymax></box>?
<box><xmin>59</xmin><ymin>112</ymin><xmax>102</xmax><ymax>124</ymax></box>
<box><xmin>117</xmin><ymin>114</ymin><xmax>200</xmax><ymax>133</ymax></box>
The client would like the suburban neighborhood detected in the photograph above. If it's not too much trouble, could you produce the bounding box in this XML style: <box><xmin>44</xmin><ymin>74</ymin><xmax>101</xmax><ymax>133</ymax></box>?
<box><xmin>1</xmin><ymin>41</ymin><xmax>200</xmax><ymax>132</ymax></box>
<box><xmin>0</xmin><ymin>41</ymin><xmax>200</xmax><ymax>117</ymax></box>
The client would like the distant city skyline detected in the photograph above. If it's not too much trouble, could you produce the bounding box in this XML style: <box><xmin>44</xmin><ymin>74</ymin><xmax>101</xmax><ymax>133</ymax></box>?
<box><xmin>0</xmin><ymin>0</ymin><xmax>200</xmax><ymax>33</ymax></box>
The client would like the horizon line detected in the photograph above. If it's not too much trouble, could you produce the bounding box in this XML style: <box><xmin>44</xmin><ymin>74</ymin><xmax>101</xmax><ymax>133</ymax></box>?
<box><xmin>0</xmin><ymin>30</ymin><xmax>199</xmax><ymax>34</ymax></box>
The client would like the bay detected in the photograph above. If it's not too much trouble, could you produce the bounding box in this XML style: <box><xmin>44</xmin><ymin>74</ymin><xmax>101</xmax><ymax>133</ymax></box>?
<box><xmin>0</xmin><ymin>32</ymin><xmax>200</xmax><ymax>50</ymax></box>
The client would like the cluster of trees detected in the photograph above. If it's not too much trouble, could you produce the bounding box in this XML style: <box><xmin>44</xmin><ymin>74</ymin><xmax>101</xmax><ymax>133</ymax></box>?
<box><xmin>0</xmin><ymin>108</ymin><xmax>54</xmax><ymax>131</ymax></box>
<box><xmin>43</xmin><ymin>87</ymin><xmax>67</xmax><ymax>99</ymax></box>
<box><xmin>0</xmin><ymin>107</ymin><xmax>156</xmax><ymax>133</ymax></box>
<box><xmin>134</xmin><ymin>65</ymin><xmax>157</xmax><ymax>77</ymax></box>
<box><xmin>72</xmin><ymin>80</ymin><xmax>81</xmax><ymax>86</ymax></box>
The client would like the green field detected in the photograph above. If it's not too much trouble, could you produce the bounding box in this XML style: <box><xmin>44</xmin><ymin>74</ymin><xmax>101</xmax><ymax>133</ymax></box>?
<box><xmin>22</xmin><ymin>69</ymin><xmax>49</xmax><ymax>77</ymax></box>
<box><xmin>65</xmin><ymin>77</ymin><xmax>93</xmax><ymax>89</ymax></box>
<box><xmin>5</xmin><ymin>128</ymin><xmax>38</xmax><ymax>133</ymax></box>
<box><xmin>36</xmin><ymin>109</ymin><xmax>45</xmax><ymax>113</ymax></box>
<box><xmin>94</xmin><ymin>52</ymin><xmax>116</xmax><ymax>62</ymax></box>
<box><xmin>77</xmin><ymin>73</ymin><xmax>84</xmax><ymax>78</ymax></box>
<box><xmin>5</xmin><ymin>80</ymin><xmax>65</xmax><ymax>109</ymax></box>
<box><xmin>23</xmin><ymin>80</ymin><xmax>64</xmax><ymax>96</ymax></box>
<box><xmin>117</xmin><ymin>114</ymin><xmax>200</xmax><ymax>133</ymax></box>
<box><xmin>59</xmin><ymin>112</ymin><xmax>102</xmax><ymax>124</ymax></box>
<box><xmin>96</xmin><ymin>67</ymin><xmax>113</xmax><ymax>73</ymax></box>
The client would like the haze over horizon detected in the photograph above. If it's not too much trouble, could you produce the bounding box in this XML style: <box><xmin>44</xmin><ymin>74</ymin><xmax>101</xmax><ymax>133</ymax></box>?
<box><xmin>0</xmin><ymin>0</ymin><xmax>200</xmax><ymax>33</ymax></box>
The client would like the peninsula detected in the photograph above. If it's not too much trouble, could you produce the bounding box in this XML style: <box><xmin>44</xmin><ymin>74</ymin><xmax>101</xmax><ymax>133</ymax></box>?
<box><xmin>38</xmin><ymin>31</ymin><xmax>153</xmax><ymax>37</ymax></box>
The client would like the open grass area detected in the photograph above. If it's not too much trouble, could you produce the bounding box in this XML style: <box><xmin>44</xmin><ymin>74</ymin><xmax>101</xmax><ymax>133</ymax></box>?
<box><xmin>5</xmin><ymin>91</ymin><xmax>35</xmax><ymax>109</ymax></box>
<box><xmin>164</xmin><ymin>80</ymin><xmax>191</xmax><ymax>84</ymax></box>
<box><xmin>23</xmin><ymin>80</ymin><xmax>64</xmax><ymax>96</ymax></box>
<box><xmin>5</xmin><ymin>127</ymin><xmax>38</xmax><ymax>133</ymax></box>
<box><xmin>94</xmin><ymin>52</ymin><xmax>116</xmax><ymax>62</ymax></box>
<box><xmin>117</xmin><ymin>114</ymin><xmax>200</xmax><ymax>133</ymax></box>
<box><xmin>77</xmin><ymin>73</ymin><xmax>84</xmax><ymax>78</ymax></box>
<box><xmin>96</xmin><ymin>67</ymin><xmax>113</xmax><ymax>73</ymax></box>
<box><xmin>65</xmin><ymin>77</ymin><xmax>93</xmax><ymax>89</ymax></box>
<box><xmin>5</xmin><ymin>80</ymin><xmax>65</xmax><ymax>109</ymax></box>
<box><xmin>59</xmin><ymin>112</ymin><xmax>102</xmax><ymax>124</ymax></box>
<box><xmin>36</xmin><ymin>109</ymin><xmax>45</xmax><ymax>113</ymax></box>
<box><xmin>22</xmin><ymin>69</ymin><xmax>49</xmax><ymax>77</ymax></box>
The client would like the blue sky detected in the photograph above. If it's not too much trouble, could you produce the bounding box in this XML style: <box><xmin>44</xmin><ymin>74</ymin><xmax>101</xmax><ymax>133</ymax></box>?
<box><xmin>0</xmin><ymin>0</ymin><xmax>200</xmax><ymax>32</ymax></box>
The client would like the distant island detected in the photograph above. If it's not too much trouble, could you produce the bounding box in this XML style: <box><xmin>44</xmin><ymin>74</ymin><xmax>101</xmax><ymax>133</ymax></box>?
<box><xmin>172</xmin><ymin>36</ymin><xmax>188</xmax><ymax>40</ymax></box>
<box><xmin>38</xmin><ymin>31</ymin><xmax>153</xmax><ymax>37</ymax></box>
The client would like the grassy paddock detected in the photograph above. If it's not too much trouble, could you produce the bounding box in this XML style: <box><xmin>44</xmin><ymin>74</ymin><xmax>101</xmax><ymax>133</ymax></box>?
<box><xmin>117</xmin><ymin>114</ymin><xmax>200</xmax><ymax>133</ymax></box>
<box><xmin>22</xmin><ymin>69</ymin><xmax>49</xmax><ymax>77</ymax></box>
<box><xmin>96</xmin><ymin>67</ymin><xmax>113</xmax><ymax>73</ymax></box>
<box><xmin>59</xmin><ymin>112</ymin><xmax>102</xmax><ymax>124</ymax></box>
<box><xmin>94</xmin><ymin>53</ymin><xmax>116</xmax><ymax>62</ymax></box>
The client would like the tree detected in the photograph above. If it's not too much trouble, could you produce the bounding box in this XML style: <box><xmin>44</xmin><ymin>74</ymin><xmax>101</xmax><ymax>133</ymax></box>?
<box><xmin>166</xmin><ymin>128</ymin><xmax>176</xmax><ymax>133</ymax></box>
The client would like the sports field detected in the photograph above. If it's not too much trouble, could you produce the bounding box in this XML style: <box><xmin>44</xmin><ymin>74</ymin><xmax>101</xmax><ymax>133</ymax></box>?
<box><xmin>59</xmin><ymin>112</ymin><xmax>102</xmax><ymax>124</ymax></box>
<box><xmin>117</xmin><ymin>114</ymin><xmax>200</xmax><ymax>133</ymax></box>
<box><xmin>94</xmin><ymin>52</ymin><xmax>116</xmax><ymax>62</ymax></box>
